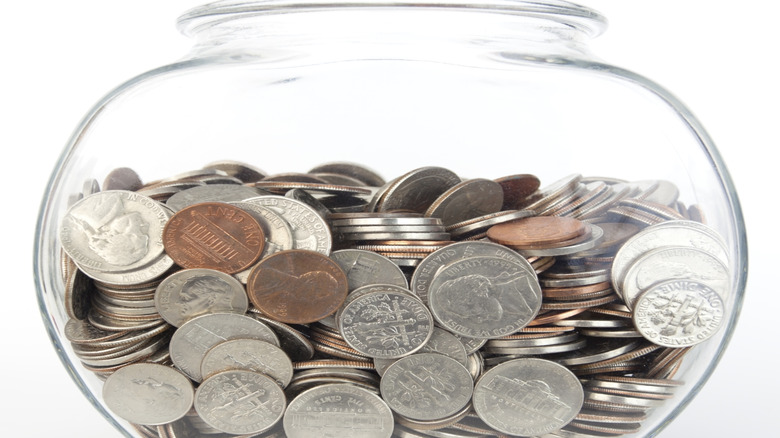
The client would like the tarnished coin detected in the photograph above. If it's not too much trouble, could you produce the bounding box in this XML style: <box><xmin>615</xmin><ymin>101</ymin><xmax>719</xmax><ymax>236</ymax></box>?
<box><xmin>154</xmin><ymin>268</ymin><xmax>248</xmax><ymax>327</ymax></box>
<box><xmin>339</xmin><ymin>287</ymin><xmax>434</xmax><ymax>359</ymax></box>
<box><xmin>247</xmin><ymin>250</ymin><xmax>348</xmax><ymax>324</ymax></box>
<box><xmin>169</xmin><ymin>313</ymin><xmax>279</xmax><ymax>382</ymax></box>
<box><xmin>165</xmin><ymin>184</ymin><xmax>267</xmax><ymax>211</ymax></box>
<box><xmin>620</xmin><ymin>246</ymin><xmax>730</xmax><ymax>308</ymax></box>
<box><xmin>487</xmin><ymin>216</ymin><xmax>587</xmax><ymax>248</ymax></box>
<box><xmin>495</xmin><ymin>174</ymin><xmax>542</xmax><ymax>210</ymax></box>
<box><xmin>330</xmin><ymin>249</ymin><xmax>409</xmax><ymax>291</ymax></box>
<box><xmin>423</xmin><ymin>178</ymin><xmax>504</xmax><ymax>227</ymax></box>
<box><xmin>60</xmin><ymin>190</ymin><xmax>169</xmax><ymax>273</ymax></box>
<box><xmin>202</xmin><ymin>160</ymin><xmax>268</xmax><ymax>183</ymax></box>
<box><xmin>103</xmin><ymin>167</ymin><xmax>143</xmax><ymax>192</ymax></box>
<box><xmin>194</xmin><ymin>370</ymin><xmax>285</xmax><ymax>435</ymax></box>
<box><xmin>633</xmin><ymin>279</ymin><xmax>724</xmax><ymax>347</ymax></box>
<box><xmin>103</xmin><ymin>363</ymin><xmax>194</xmax><ymax>425</ymax></box>
<box><xmin>243</xmin><ymin>195</ymin><xmax>332</xmax><ymax>255</ymax></box>
<box><xmin>162</xmin><ymin>202</ymin><xmax>265</xmax><ymax>274</ymax></box>
<box><xmin>284</xmin><ymin>383</ymin><xmax>394</xmax><ymax>438</ymax></box>
<box><xmin>201</xmin><ymin>338</ymin><xmax>293</xmax><ymax>388</ymax></box>
<box><xmin>65</xmin><ymin>268</ymin><xmax>94</xmax><ymax>320</ymax></box>
<box><xmin>473</xmin><ymin>358</ymin><xmax>583</xmax><ymax>436</ymax></box>
<box><xmin>428</xmin><ymin>256</ymin><xmax>542</xmax><ymax>339</ymax></box>
<box><xmin>376</xmin><ymin>166</ymin><xmax>461</xmax><ymax>213</ymax></box>
<box><xmin>380</xmin><ymin>353</ymin><xmax>474</xmax><ymax>421</ymax></box>
<box><xmin>308</xmin><ymin>162</ymin><xmax>386</xmax><ymax>187</ymax></box>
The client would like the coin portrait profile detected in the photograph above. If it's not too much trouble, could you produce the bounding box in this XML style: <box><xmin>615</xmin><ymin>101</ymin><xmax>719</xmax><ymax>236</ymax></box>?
<box><xmin>178</xmin><ymin>276</ymin><xmax>238</xmax><ymax>316</ymax></box>
<box><xmin>69</xmin><ymin>193</ymin><xmax>150</xmax><ymax>266</ymax></box>
<box><xmin>436</xmin><ymin>272</ymin><xmax>535</xmax><ymax>324</ymax></box>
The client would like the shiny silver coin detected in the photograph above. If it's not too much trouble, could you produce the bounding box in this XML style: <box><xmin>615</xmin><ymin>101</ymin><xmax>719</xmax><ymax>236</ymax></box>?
<box><xmin>249</xmin><ymin>313</ymin><xmax>315</xmax><ymax>362</ymax></box>
<box><xmin>169</xmin><ymin>313</ymin><xmax>279</xmax><ymax>382</ymax></box>
<box><xmin>473</xmin><ymin>358</ymin><xmax>583</xmax><ymax>436</ymax></box>
<box><xmin>428</xmin><ymin>256</ymin><xmax>542</xmax><ymax>339</ymax></box>
<box><xmin>154</xmin><ymin>268</ymin><xmax>248</xmax><ymax>327</ymax></box>
<box><xmin>380</xmin><ymin>353</ymin><xmax>474</xmax><ymax>421</ymax></box>
<box><xmin>514</xmin><ymin>224</ymin><xmax>604</xmax><ymax>257</ymax></box>
<box><xmin>201</xmin><ymin>338</ymin><xmax>293</xmax><ymax>388</ymax></box>
<box><xmin>243</xmin><ymin>195</ymin><xmax>332</xmax><ymax>255</ymax></box>
<box><xmin>103</xmin><ymin>362</ymin><xmax>194</xmax><ymax>426</ymax></box>
<box><xmin>633</xmin><ymin>279</ymin><xmax>725</xmax><ymax>347</ymax></box>
<box><xmin>330</xmin><ymin>249</ymin><xmax>409</xmax><ymax>291</ymax></box>
<box><xmin>374</xmin><ymin>327</ymin><xmax>469</xmax><ymax>376</ymax></box>
<box><xmin>165</xmin><ymin>184</ymin><xmax>266</xmax><ymax>211</ymax></box>
<box><xmin>194</xmin><ymin>370</ymin><xmax>285</xmax><ymax>435</ymax></box>
<box><xmin>284</xmin><ymin>383</ymin><xmax>394</xmax><ymax>438</ymax></box>
<box><xmin>308</xmin><ymin>162</ymin><xmax>386</xmax><ymax>187</ymax></box>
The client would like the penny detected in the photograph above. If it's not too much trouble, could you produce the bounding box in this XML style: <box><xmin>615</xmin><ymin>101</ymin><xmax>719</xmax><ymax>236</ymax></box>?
<box><xmin>284</xmin><ymin>383</ymin><xmax>394</xmax><ymax>438</ymax></box>
<box><xmin>473</xmin><ymin>358</ymin><xmax>583</xmax><ymax>436</ymax></box>
<box><xmin>487</xmin><ymin>216</ymin><xmax>587</xmax><ymax>247</ymax></box>
<box><xmin>381</xmin><ymin>353</ymin><xmax>474</xmax><ymax>421</ymax></box>
<box><xmin>162</xmin><ymin>202</ymin><xmax>265</xmax><ymax>274</ymax></box>
<box><xmin>194</xmin><ymin>370</ymin><xmax>285</xmax><ymax>435</ymax></box>
<box><xmin>427</xmin><ymin>256</ymin><xmax>542</xmax><ymax>339</ymax></box>
<box><xmin>633</xmin><ymin>279</ymin><xmax>724</xmax><ymax>347</ymax></box>
<box><xmin>154</xmin><ymin>268</ymin><xmax>248</xmax><ymax>327</ymax></box>
<box><xmin>103</xmin><ymin>363</ymin><xmax>194</xmax><ymax>426</ymax></box>
<box><xmin>200</xmin><ymin>338</ymin><xmax>293</xmax><ymax>388</ymax></box>
<box><xmin>247</xmin><ymin>250</ymin><xmax>348</xmax><ymax>324</ymax></box>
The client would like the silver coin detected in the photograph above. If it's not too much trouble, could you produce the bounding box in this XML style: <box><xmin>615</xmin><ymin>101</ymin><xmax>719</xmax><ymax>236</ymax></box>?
<box><xmin>473</xmin><ymin>358</ymin><xmax>583</xmax><ymax>436</ymax></box>
<box><xmin>448</xmin><ymin>209</ymin><xmax>536</xmax><ymax>238</ymax></box>
<box><xmin>202</xmin><ymin>160</ymin><xmax>268</xmax><ymax>183</ymax></box>
<box><xmin>77</xmin><ymin>252</ymin><xmax>176</xmax><ymax>286</ymax></box>
<box><xmin>103</xmin><ymin>362</ymin><xmax>194</xmax><ymax>425</ymax></box>
<box><xmin>243</xmin><ymin>195</ymin><xmax>332</xmax><ymax>255</ymax></box>
<box><xmin>374</xmin><ymin>327</ymin><xmax>469</xmax><ymax>376</ymax></box>
<box><xmin>336</xmin><ymin>224</ymin><xmax>446</xmax><ymax>233</ymax></box>
<box><xmin>481</xmin><ymin>338</ymin><xmax>587</xmax><ymax>356</ymax></box>
<box><xmin>514</xmin><ymin>224</ymin><xmax>605</xmax><ymax>257</ymax></box>
<box><xmin>308</xmin><ymin>162</ymin><xmax>386</xmax><ymax>187</ymax></box>
<box><xmin>633</xmin><ymin>279</ymin><xmax>725</xmax><ymax>347</ymax></box>
<box><xmin>194</xmin><ymin>370</ymin><xmax>285</xmax><ymax>435</ymax></box>
<box><xmin>428</xmin><ymin>256</ymin><xmax>542</xmax><ymax>339</ymax></box>
<box><xmin>284</xmin><ymin>383</ymin><xmax>394</xmax><ymax>438</ymax></box>
<box><xmin>423</xmin><ymin>178</ymin><xmax>504</xmax><ymax>227</ymax></box>
<box><xmin>338</xmin><ymin>231</ymin><xmax>452</xmax><ymax>241</ymax></box>
<box><xmin>331</xmin><ymin>249</ymin><xmax>409</xmax><ymax>291</ymax></box>
<box><xmin>103</xmin><ymin>167</ymin><xmax>143</xmax><ymax>191</ymax></box>
<box><xmin>522</xmin><ymin>174</ymin><xmax>582</xmax><ymax>212</ymax></box>
<box><xmin>376</xmin><ymin>166</ymin><xmax>461</xmax><ymax>213</ymax></box>
<box><xmin>411</xmin><ymin>241</ymin><xmax>536</xmax><ymax>305</ymax></box>
<box><xmin>611</xmin><ymin>220</ymin><xmax>729</xmax><ymax>296</ymax></box>
<box><xmin>154</xmin><ymin>268</ymin><xmax>248</xmax><ymax>327</ymax></box>
<box><xmin>165</xmin><ymin>184</ymin><xmax>266</xmax><ymax>211</ymax></box>
<box><xmin>620</xmin><ymin>246</ymin><xmax>729</xmax><ymax>309</ymax></box>
<box><xmin>331</xmin><ymin>217</ymin><xmax>443</xmax><ymax>226</ymax></box>
<box><xmin>201</xmin><ymin>338</ymin><xmax>293</xmax><ymax>388</ymax></box>
<box><xmin>339</xmin><ymin>288</ymin><xmax>434</xmax><ymax>359</ymax></box>
<box><xmin>169</xmin><ymin>313</ymin><xmax>279</xmax><ymax>382</ymax></box>
<box><xmin>380</xmin><ymin>353</ymin><xmax>474</xmax><ymax>421</ymax></box>
<box><xmin>230</xmin><ymin>201</ymin><xmax>295</xmax><ymax>283</ymax></box>
<box><xmin>249</xmin><ymin>313</ymin><xmax>315</xmax><ymax>362</ymax></box>
<box><xmin>60</xmin><ymin>190</ymin><xmax>169</xmax><ymax>273</ymax></box>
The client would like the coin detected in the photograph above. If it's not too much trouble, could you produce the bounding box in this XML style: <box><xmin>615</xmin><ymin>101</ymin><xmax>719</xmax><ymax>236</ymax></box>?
<box><xmin>473</xmin><ymin>358</ymin><xmax>583</xmax><ymax>436</ymax></box>
<box><xmin>243</xmin><ymin>195</ymin><xmax>332</xmax><ymax>255</ymax></box>
<box><xmin>103</xmin><ymin>363</ymin><xmax>194</xmax><ymax>426</ymax></box>
<box><xmin>374</xmin><ymin>327</ymin><xmax>469</xmax><ymax>375</ymax></box>
<box><xmin>308</xmin><ymin>162</ymin><xmax>386</xmax><ymax>187</ymax></box>
<box><xmin>633</xmin><ymin>279</ymin><xmax>724</xmax><ymax>347</ymax></box>
<box><xmin>330</xmin><ymin>249</ymin><xmax>409</xmax><ymax>291</ymax></box>
<box><xmin>423</xmin><ymin>178</ymin><xmax>504</xmax><ymax>227</ymax></box>
<box><xmin>200</xmin><ymin>338</ymin><xmax>293</xmax><ymax>388</ymax></box>
<box><xmin>202</xmin><ymin>160</ymin><xmax>268</xmax><ymax>183</ymax></box>
<box><xmin>247</xmin><ymin>250</ymin><xmax>348</xmax><ymax>324</ymax></box>
<box><xmin>284</xmin><ymin>383</ymin><xmax>394</xmax><ymax>438</ymax></box>
<box><xmin>194</xmin><ymin>370</ymin><xmax>285</xmax><ymax>435</ymax></box>
<box><xmin>375</xmin><ymin>166</ymin><xmax>461</xmax><ymax>213</ymax></box>
<box><xmin>229</xmin><ymin>201</ymin><xmax>295</xmax><ymax>282</ymax></box>
<box><xmin>162</xmin><ymin>202</ymin><xmax>265</xmax><ymax>274</ymax></box>
<box><xmin>154</xmin><ymin>268</ymin><xmax>248</xmax><ymax>327</ymax></box>
<box><xmin>486</xmin><ymin>216</ymin><xmax>587</xmax><ymax>248</ymax></box>
<box><xmin>165</xmin><ymin>184</ymin><xmax>267</xmax><ymax>211</ymax></box>
<box><xmin>495</xmin><ymin>174</ymin><xmax>541</xmax><ymax>210</ymax></box>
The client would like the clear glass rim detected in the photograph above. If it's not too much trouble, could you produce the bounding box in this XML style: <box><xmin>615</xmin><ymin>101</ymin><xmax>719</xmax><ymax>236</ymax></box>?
<box><xmin>177</xmin><ymin>0</ymin><xmax>607</xmax><ymax>37</ymax></box>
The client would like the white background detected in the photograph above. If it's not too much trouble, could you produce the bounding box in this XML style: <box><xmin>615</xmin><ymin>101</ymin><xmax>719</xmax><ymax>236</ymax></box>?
<box><xmin>2</xmin><ymin>1</ymin><xmax>777</xmax><ymax>436</ymax></box>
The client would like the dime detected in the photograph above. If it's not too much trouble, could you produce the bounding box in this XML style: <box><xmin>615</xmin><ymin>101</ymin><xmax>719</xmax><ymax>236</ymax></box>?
<box><xmin>473</xmin><ymin>358</ymin><xmax>583</xmax><ymax>436</ymax></box>
<box><xmin>162</xmin><ymin>202</ymin><xmax>265</xmax><ymax>274</ymax></box>
<box><xmin>60</xmin><ymin>190</ymin><xmax>169</xmax><ymax>273</ymax></box>
<box><xmin>194</xmin><ymin>370</ymin><xmax>285</xmax><ymax>435</ymax></box>
<box><xmin>169</xmin><ymin>313</ymin><xmax>279</xmax><ymax>382</ymax></box>
<box><xmin>633</xmin><ymin>279</ymin><xmax>724</xmax><ymax>347</ymax></box>
<box><xmin>339</xmin><ymin>287</ymin><xmax>434</xmax><ymax>359</ymax></box>
<box><xmin>380</xmin><ymin>353</ymin><xmax>473</xmax><ymax>421</ymax></box>
<box><xmin>154</xmin><ymin>268</ymin><xmax>248</xmax><ymax>327</ymax></box>
<box><xmin>374</xmin><ymin>327</ymin><xmax>469</xmax><ymax>375</ymax></box>
<box><xmin>200</xmin><ymin>338</ymin><xmax>293</xmax><ymax>388</ymax></box>
<box><xmin>330</xmin><ymin>249</ymin><xmax>409</xmax><ymax>291</ymax></box>
<box><xmin>428</xmin><ymin>256</ymin><xmax>542</xmax><ymax>339</ymax></box>
<box><xmin>284</xmin><ymin>383</ymin><xmax>394</xmax><ymax>438</ymax></box>
<box><xmin>247</xmin><ymin>250</ymin><xmax>348</xmax><ymax>324</ymax></box>
<box><xmin>102</xmin><ymin>363</ymin><xmax>193</xmax><ymax>425</ymax></box>
<box><xmin>243</xmin><ymin>195</ymin><xmax>332</xmax><ymax>255</ymax></box>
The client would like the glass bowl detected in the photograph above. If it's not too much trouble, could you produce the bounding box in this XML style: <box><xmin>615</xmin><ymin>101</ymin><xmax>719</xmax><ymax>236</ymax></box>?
<box><xmin>34</xmin><ymin>1</ymin><xmax>747</xmax><ymax>437</ymax></box>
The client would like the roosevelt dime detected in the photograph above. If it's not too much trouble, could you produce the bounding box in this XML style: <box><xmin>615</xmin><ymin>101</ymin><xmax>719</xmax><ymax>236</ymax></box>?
<box><xmin>380</xmin><ymin>353</ymin><xmax>473</xmax><ymax>421</ymax></box>
<box><xmin>428</xmin><ymin>256</ymin><xmax>542</xmax><ymax>339</ymax></box>
<box><xmin>284</xmin><ymin>383</ymin><xmax>394</xmax><ymax>438</ymax></box>
<box><xmin>473</xmin><ymin>358</ymin><xmax>583</xmax><ymax>436</ymax></box>
<box><xmin>103</xmin><ymin>363</ymin><xmax>194</xmax><ymax>425</ymax></box>
<box><xmin>194</xmin><ymin>370</ymin><xmax>285</xmax><ymax>435</ymax></box>
<box><xmin>633</xmin><ymin>279</ymin><xmax>725</xmax><ymax>347</ymax></box>
<box><xmin>154</xmin><ymin>268</ymin><xmax>248</xmax><ymax>327</ymax></box>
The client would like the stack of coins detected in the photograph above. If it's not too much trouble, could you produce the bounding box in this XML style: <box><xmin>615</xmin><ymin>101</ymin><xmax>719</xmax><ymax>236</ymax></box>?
<box><xmin>55</xmin><ymin>161</ymin><xmax>730</xmax><ymax>438</ymax></box>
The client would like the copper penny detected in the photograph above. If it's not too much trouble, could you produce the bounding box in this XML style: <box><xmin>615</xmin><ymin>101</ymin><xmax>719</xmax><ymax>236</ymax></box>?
<box><xmin>162</xmin><ymin>202</ymin><xmax>265</xmax><ymax>274</ymax></box>
<box><xmin>494</xmin><ymin>174</ymin><xmax>541</xmax><ymax>210</ymax></box>
<box><xmin>246</xmin><ymin>250</ymin><xmax>348</xmax><ymax>324</ymax></box>
<box><xmin>486</xmin><ymin>216</ymin><xmax>586</xmax><ymax>247</ymax></box>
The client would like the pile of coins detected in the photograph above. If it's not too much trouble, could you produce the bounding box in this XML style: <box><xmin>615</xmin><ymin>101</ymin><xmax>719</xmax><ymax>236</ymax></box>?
<box><xmin>57</xmin><ymin>162</ymin><xmax>731</xmax><ymax>438</ymax></box>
